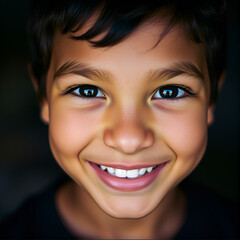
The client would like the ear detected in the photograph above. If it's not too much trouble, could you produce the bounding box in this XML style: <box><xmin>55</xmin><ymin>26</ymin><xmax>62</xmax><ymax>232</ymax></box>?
<box><xmin>28</xmin><ymin>63</ymin><xmax>39</xmax><ymax>92</ymax></box>
<box><xmin>207</xmin><ymin>104</ymin><xmax>215</xmax><ymax>125</ymax></box>
<box><xmin>28</xmin><ymin>63</ymin><xmax>50</xmax><ymax>124</ymax></box>
<box><xmin>207</xmin><ymin>70</ymin><xmax>226</xmax><ymax>125</ymax></box>
<box><xmin>40</xmin><ymin>99</ymin><xmax>50</xmax><ymax>124</ymax></box>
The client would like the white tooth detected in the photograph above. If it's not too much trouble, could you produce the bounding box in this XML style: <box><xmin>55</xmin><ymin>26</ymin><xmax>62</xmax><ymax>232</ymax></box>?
<box><xmin>147</xmin><ymin>167</ymin><xmax>153</xmax><ymax>173</ymax></box>
<box><xmin>107</xmin><ymin>167</ymin><xmax>115</xmax><ymax>174</ymax></box>
<box><xmin>127</xmin><ymin>169</ymin><xmax>139</xmax><ymax>178</ymax></box>
<box><xmin>138</xmin><ymin>168</ymin><xmax>147</xmax><ymax>176</ymax></box>
<box><xmin>115</xmin><ymin>169</ymin><xmax>127</xmax><ymax>178</ymax></box>
<box><xmin>100</xmin><ymin>165</ymin><xmax>107</xmax><ymax>170</ymax></box>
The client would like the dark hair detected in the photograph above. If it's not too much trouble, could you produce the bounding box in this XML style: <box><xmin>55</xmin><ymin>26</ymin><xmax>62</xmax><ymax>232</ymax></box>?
<box><xmin>28</xmin><ymin>0</ymin><xmax>226</xmax><ymax>104</ymax></box>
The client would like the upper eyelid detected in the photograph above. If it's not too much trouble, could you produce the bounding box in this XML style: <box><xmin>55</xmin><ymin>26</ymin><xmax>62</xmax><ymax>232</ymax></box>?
<box><xmin>151</xmin><ymin>84</ymin><xmax>195</xmax><ymax>100</ymax></box>
<box><xmin>153</xmin><ymin>84</ymin><xmax>193</xmax><ymax>95</ymax></box>
<box><xmin>64</xmin><ymin>84</ymin><xmax>103</xmax><ymax>94</ymax></box>
<box><xmin>64</xmin><ymin>85</ymin><xmax>107</xmax><ymax>100</ymax></box>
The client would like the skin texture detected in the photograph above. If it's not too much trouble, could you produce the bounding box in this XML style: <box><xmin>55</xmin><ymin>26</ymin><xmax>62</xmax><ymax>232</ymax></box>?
<box><xmin>39</xmin><ymin>22</ymin><xmax>214</xmax><ymax>238</ymax></box>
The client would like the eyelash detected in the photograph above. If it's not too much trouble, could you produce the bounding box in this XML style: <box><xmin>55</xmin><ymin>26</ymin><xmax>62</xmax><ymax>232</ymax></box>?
<box><xmin>152</xmin><ymin>84</ymin><xmax>196</xmax><ymax>100</ymax></box>
<box><xmin>63</xmin><ymin>84</ymin><xmax>196</xmax><ymax>100</ymax></box>
<box><xmin>63</xmin><ymin>84</ymin><xmax>105</xmax><ymax>98</ymax></box>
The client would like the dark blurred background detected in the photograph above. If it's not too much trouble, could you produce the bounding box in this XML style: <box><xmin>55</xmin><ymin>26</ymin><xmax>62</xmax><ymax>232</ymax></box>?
<box><xmin>0</xmin><ymin>0</ymin><xmax>239</xmax><ymax>220</ymax></box>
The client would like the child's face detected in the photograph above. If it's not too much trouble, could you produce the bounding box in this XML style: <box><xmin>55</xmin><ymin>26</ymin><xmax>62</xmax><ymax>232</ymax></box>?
<box><xmin>42</xmin><ymin>22</ymin><xmax>213</xmax><ymax>218</ymax></box>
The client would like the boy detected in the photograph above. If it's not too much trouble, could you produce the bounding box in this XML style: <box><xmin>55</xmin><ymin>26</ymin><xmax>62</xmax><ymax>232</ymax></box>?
<box><xmin>0</xmin><ymin>0</ymin><xmax>238</xmax><ymax>239</ymax></box>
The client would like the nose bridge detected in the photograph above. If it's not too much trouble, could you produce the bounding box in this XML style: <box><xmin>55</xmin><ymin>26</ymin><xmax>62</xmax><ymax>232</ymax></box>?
<box><xmin>103</xmin><ymin>103</ymin><xmax>154</xmax><ymax>154</ymax></box>
<box><xmin>113</xmin><ymin>106</ymin><xmax>144</xmax><ymax>139</ymax></box>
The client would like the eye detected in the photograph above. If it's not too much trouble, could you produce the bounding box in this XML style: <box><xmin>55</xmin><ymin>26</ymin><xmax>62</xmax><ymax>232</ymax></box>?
<box><xmin>66</xmin><ymin>84</ymin><xmax>105</xmax><ymax>98</ymax></box>
<box><xmin>152</xmin><ymin>85</ymin><xmax>192</xmax><ymax>99</ymax></box>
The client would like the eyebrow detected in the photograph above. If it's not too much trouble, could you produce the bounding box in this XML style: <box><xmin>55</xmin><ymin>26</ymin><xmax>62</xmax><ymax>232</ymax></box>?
<box><xmin>146</xmin><ymin>61</ymin><xmax>204</xmax><ymax>83</ymax></box>
<box><xmin>54</xmin><ymin>60</ymin><xmax>112</xmax><ymax>82</ymax></box>
<box><xmin>54</xmin><ymin>60</ymin><xmax>204</xmax><ymax>83</ymax></box>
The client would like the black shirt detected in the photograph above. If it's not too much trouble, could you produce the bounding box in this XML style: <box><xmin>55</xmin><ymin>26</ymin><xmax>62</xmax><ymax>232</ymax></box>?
<box><xmin>0</xmin><ymin>179</ymin><xmax>239</xmax><ymax>239</ymax></box>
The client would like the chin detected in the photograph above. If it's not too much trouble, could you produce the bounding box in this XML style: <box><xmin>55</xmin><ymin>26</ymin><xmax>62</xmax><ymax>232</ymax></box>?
<box><xmin>98</xmin><ymin>196</ymin><xmax>158</xmax><ymax>219</ymax></box>
<box><xmin>107</xmin><ymin>208</ymin><xmax>150</xmax><ymax>219</ymax></box>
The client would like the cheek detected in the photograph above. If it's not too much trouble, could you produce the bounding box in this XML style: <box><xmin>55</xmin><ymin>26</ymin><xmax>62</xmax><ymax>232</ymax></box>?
<box><xmin>170</xmin><ymin>113</ymin><xmax>207</xmax><ymax>157</ymax></box>
<box><xmin>154</xmin><ymin>104</ymin><xmax>209</xmax><ymax>186</ymax></box>
<box><xmin>157</xmin><ymin>106</ymin><xmax>208</xmax><ymax>161</ymax></box>
<box><xmin>48</xmin><ymin>102</ymin><xmax>101</xmax><ymax>160</ymax></box>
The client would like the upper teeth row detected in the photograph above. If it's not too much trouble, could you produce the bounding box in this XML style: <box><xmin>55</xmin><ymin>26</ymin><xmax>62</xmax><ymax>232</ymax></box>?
<box><xmin>100</xmin><ymin>165</ymin><xmax>156</xmax><ymax>179</ymax></box>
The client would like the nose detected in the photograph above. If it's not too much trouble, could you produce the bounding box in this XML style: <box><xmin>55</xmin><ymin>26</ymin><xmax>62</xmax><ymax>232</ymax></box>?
<box><xmin>103</xmin><ymin>108</ymin><xmax>154</xmax><ymax>154</ymax></box>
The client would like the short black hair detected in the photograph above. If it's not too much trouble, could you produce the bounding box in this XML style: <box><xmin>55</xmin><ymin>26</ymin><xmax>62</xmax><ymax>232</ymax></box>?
<box><xmin>28</xmin><ymin>0</ymin><xmax>226</xmax><ymax>104</ymax></box>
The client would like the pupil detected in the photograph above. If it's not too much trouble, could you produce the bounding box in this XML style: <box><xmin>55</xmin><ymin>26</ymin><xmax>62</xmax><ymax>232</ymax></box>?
<box><xmin>80</xmin><ymin>85</ymin><xmax>97</xmax><ymax>97</ymax></box>
<box><xmin>160</xmin><ymin>87</ymin><xmax>178</xmax><ymax>98</ymax></box>
<box><xmin>84</xmin><ymin>89</ymin><xmax>94</xmax><ymax>96</ymax></box>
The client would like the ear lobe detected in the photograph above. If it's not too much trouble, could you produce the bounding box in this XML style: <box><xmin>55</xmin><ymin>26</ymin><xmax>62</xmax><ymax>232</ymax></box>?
<box><xmin>207</xmin><ymin>104</ymin><xmax>215</xmax><ymax>125</ymax></box>
<box><xmin>40</xmin><ymin>99</ymin><xmax>50</xmax><ymax>124</ymax></box>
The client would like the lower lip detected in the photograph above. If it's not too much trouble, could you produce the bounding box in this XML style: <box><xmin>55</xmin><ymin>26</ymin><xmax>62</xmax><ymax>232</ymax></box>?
<box><xmin>89</xmin><ymin>162</ymin><xmax>168</xmax><ymax>192</ymax></box>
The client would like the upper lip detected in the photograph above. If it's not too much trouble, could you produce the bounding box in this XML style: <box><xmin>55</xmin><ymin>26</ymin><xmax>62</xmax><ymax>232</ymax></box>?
<box><xmin>87</xmin><ymin>161</ymin><xmax>168</xmax><ymax>170</ymax></box>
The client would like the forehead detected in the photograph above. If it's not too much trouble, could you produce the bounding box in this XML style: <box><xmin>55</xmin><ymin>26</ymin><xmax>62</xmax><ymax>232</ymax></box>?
<box><xmin>48</xmin><ymin>22</ymin><xmax>208</xmax><ymax>85</ymax></box>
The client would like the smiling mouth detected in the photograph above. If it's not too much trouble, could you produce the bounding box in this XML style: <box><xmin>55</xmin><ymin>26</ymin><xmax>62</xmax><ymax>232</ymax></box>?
<box><xmin>97</xmin><ymin>164</ymin><xmax>157</xmax><ymax>179</ymax></box>
<box><xmin>89</xmin><ymin>161</ymin><xmax>168</xmax><ymax>191</ymax></box>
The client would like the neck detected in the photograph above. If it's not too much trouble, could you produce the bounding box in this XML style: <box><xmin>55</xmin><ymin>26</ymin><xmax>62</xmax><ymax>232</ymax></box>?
<box><xmin>56</xmin><ymin>180</ymin><xmax>186</xmax><ymax>239</ymax></box>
